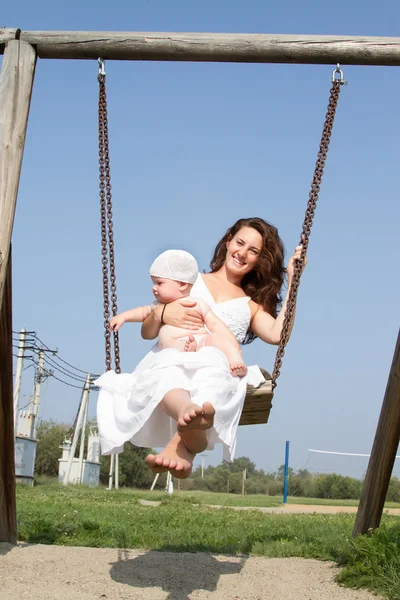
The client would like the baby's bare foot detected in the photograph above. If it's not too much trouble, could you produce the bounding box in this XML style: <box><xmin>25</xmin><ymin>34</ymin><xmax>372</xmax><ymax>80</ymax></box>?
<box><xmin>184</xmin><ymin>335</ymin><xmax>198</xmax><ymax>352</ymax></box>
<box><xmin>230</xmin><ymin>364</ymin><xmax>248</xmax><ymax>378</ymax></box>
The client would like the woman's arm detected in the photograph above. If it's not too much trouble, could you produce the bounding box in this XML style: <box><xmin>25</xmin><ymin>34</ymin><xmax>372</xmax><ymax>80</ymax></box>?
<box><xmin>251</xmin><ymin>244</ymin><xmax>306</xmax><ymax>345</ymax></box>
<box><xmin>250</xmin><ymin>287</ymin><xmax>294</xmax><ymax>345</ymax></box>
<box><xmin>141</xmin><ymin>298</ymin><xmax>204</xmax><ymax>340</ymax></box>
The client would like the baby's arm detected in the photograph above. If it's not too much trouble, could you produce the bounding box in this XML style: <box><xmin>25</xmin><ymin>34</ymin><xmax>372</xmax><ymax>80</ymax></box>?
<box><xmin>110</xmin><ymin>305</ymin><xmax>154</xmax><ymax>332</ymax></box>
<box><xmin>197</xmin><ymin>300</ymin><xmax>240</xmax><ymax>349</ymax></box>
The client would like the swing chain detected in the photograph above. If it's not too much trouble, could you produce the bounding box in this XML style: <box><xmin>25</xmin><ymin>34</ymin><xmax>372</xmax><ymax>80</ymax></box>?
<box><xmin>98</xmin><ymin>62</ymin><xmax>121</xmax><ymax>374</ymax></box>
<box><xmin>271</xmin><ymin>75</ymin><xmax>344</xmax><ymax>390</ymax></box>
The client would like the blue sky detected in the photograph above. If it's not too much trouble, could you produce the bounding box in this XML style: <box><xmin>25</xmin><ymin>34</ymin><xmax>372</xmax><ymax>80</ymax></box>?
<box><xmin>3</xmin><ymin>0</ymin><xmax>400</xmax><ymax>478</ymax></box>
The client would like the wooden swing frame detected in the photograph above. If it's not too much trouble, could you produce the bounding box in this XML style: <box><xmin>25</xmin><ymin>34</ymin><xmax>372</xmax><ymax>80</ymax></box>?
<box><xmin>1</xmin><ymin>29</ymin><xmax>399</xmax><ymax>545</ymax></box>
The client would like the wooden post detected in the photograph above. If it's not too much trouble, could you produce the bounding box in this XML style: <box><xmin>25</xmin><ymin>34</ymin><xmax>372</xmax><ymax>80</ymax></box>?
<box><xmin>353</xmin><ymin>329</ymin><xmax>400</xmax><ymax>536</ymax></box>
<box><xmin>0</xmin><ymin>40</ymin><xmax>37</xmax><ymax>309</ymax></box>
<box><xmin>0</xmin><ymin>255</ymin><xmax>16</xmax><ymax>543</ymax></box>
<box><xmin>0</xmin><ymin>39</ymin><xmax>36</xmax><ymax>544</ymax></box>
<box><xmin>1</xmin><ymin>29</ymin><xmax>400</xmax><ymax>65</ymax></box>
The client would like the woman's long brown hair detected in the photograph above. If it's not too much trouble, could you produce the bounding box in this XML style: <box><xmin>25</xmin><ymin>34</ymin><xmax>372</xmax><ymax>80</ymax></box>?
<box><xmin>209</xmin><ymin>217</ymin><xmax>286</xmax><ymax>344</ymax></box>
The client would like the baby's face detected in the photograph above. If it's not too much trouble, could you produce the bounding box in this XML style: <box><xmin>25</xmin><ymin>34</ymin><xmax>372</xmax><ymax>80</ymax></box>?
<box><xmin>151</xmin><ymin>276</ymin><xmax>187</xmax><ymax>303</ymax></box>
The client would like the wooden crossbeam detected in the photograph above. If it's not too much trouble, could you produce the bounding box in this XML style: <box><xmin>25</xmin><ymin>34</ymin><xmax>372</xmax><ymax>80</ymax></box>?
<box><xmin>1</xmin><ymin>29</ymin><xmax>400</xmax><ymax>65</ymax></box>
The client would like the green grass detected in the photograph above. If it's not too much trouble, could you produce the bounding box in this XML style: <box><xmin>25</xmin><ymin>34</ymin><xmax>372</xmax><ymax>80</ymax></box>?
<box><xmin>16</xmin><ymin>484</ymin><xmax>400</xmax><ymax>599</ymax></box>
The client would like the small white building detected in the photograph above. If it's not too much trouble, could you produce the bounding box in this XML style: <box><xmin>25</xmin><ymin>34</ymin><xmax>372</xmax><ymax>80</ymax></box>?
<box><xmin>15</xmin><ymin>410</ymin><xmax>38</xmax><ymax>486</ymax></box>
<box><xmin>58</xmin><ymin>429</ymin><xmax>101</xmax><ymax>487</ymax></box>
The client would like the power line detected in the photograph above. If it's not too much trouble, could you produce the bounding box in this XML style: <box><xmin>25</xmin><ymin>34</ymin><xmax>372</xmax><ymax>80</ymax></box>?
<box><xmin>12</xmin><ymin>330</ymin><xmax>100</xmax><ymax>383</ymax></box>
<box><xmin>13</xmin><ymin>347</ymin><xmax>97</xmax><ymax>390</ymax></box>
<box><xmin>13</xmin><ymin>340</ymin><xmax>99</xmax><ymax>382</ymax></box>
<box><xmin>33</xmin><ymin>332</ymin><xmax>96</xmax><ymax>375</ymax></box>
<box><xmin>30</xmin><ymin>347</ymin><xmax>93</xmax><ymax>383</ymax></box>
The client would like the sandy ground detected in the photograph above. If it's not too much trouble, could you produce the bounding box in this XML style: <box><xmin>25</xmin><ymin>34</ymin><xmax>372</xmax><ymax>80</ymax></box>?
<box><xmin>210</xmin><ymin>503</ymin><xmax>400</xmax><ymax>515</ymax></box>
<box><xmin>139</xmin><ymin>499</ymin><xmax>400</xmax><ymax>516</ymax></box>
<box><xmin>0</xmin><ymin>543</ymin><xmax>382</xmax><ymax>600</ymax></box>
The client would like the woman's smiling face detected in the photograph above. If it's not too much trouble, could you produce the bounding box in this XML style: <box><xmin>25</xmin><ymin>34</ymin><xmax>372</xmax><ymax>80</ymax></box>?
<box><xmin>225</xmin><ymin>226</ymin><xmax>263</xmax><ymax>276</ymax></box>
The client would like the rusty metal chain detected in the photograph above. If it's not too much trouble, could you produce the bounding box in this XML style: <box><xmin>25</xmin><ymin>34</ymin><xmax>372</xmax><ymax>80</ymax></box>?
<box><xmin>271</xmin><ymin>72</ymin><xmax>345</xmax><ymax>390</ymax></box>
<box><xmin>98</xmin><ymin>60</ymin><xmax>121</xmax><ymax>374</ymax></box>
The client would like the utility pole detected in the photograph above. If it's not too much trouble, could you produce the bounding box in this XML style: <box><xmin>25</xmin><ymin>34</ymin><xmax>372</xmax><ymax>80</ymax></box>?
<box><xmin>77</xmin><ymin>374</ymin><xmax>90</xmax><ymax>484</ymax></box>
<box><xmin>63</xmin><ymin>373</ymin><xmax>91</xmax><ymax>486</ymax></box>
<box><xmin>29</xmin><ymin>349</ymin><xmax>44</xmax><ymax>439</ymax></box>
<box><xmin>13</xmin><ymin>328</ymin><xmax>26</xmax><ymax>429</ymax></box>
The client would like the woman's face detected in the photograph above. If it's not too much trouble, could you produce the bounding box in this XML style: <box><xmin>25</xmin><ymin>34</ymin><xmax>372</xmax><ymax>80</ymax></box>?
<box><xmin>225</xmin><ymin>226</ymin><xmax>263</xmax><ymax>276</ymax></box>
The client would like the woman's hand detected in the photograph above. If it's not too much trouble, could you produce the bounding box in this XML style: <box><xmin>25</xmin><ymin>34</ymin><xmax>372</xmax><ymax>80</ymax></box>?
<box><xmin>109</xmin><ymin>314</ymin><xmax>125</xmax><ymax>332</ymax></box>
<box><xmin>287</xmin><ymin>244</ymin><xmax>308</xmax><ymax>282</ymax></box>
<box><xmin>163</xmin><ymin>298</ymin><xmax>204</xmax><ymax>330</ymax></box>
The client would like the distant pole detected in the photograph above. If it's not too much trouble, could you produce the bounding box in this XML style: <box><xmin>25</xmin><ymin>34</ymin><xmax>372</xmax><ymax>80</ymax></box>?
<box><xmin>107</xmin><ymin>454</ymin><xmax>115</xmax><ymax>490</ymax></box>
<box><xmin>201</xmin><ymin>455</ymin><xmax>205</xmax><ymax>478</ymax></box>
<box><xmin>77</xmin><ymin>373</ymin><xmax>90</xmax><ymax>484</ymax></box>
<box><xmin>283</xmin><ymin>441</ymin><xmax>290</xmax><ymax>504</ymax></box>
<box><xmin>150</xmin><ymin>472</ymin><xmax>159</xmax><ymax>490</ymax></box>
<box><xmin>13</xmin><ymin>328</ymin><xmax>26</xmax><ymax>429</ymax></box>
<box><xmin>29</xmin><ymin>349</ymin><xmax>44</xmax><ymax>439</ymax></box>
<box><xmin>63</xmin><ymin>375</ymin><xmax>90</xmax><ymax>486</ymax></box>
<box><xmin>115</xmin><ymin>453</ymin><xmax>119</xmax><ymax>489</ymax></box>
<box><xmin>165</xmin><ymin>471</ymin><xmax>173</xmax><ymax>494</ymax></box>
<box><xmin>241</xmin><ymin>468</ymin><xmax>246</xmax><ymax>499</ymax></box>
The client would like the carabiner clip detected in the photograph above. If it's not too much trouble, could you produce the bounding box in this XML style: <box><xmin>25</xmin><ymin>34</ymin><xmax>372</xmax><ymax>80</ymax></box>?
<box><xmin>98</xmin><ymin>57</ymin><xmax>106</xmax><ymax>81</ymax></box>
<box><xmin>332</xmin><ymin>63</ymin><xmax>347</xmax><ymax>85</ymax></box>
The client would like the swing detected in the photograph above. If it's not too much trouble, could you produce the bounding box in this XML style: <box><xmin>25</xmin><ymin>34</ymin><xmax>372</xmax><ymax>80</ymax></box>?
<box><xmin>97</xmin><ymin>61</ymin><xmax>345</xmax><ymax>426</ymax></box>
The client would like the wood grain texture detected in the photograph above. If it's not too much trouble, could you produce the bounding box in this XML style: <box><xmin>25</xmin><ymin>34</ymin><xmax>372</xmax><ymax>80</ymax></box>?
<box><xmin>1</xmin><ymin>29</ymin><xmax>400</xmax><ymax>65</ymax></box>
<box><xmin>0</xmin><ymin>252</ymin><xmax>16</xmax><ymax>543</ymax></box>
<box><xmin>240</xmin><ymin>369</ymin><xmax>273</xmax><ymax>426</ymax></box>
<box><xmin>353</xmin><ymin>329</ymin><xmax>400</xmax><ymax>536</ymax></box>
<box><xmin>0</xmin><ymin>40</ymin><xmax>36</xmax><ymax>310</ymax></box>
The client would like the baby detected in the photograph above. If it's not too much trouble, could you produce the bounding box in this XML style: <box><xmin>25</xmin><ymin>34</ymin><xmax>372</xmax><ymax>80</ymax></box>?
<box><xmin>110</xmin><ymin>249</ymin><xmax>247</xmax><ymax>377</ymax></box>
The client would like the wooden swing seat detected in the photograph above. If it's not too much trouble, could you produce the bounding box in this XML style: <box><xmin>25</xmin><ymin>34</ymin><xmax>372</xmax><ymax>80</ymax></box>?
<box><xmin>239</xmin><ymin>368</ymin><xmax>273</xmax><ymax>426</ymax></box>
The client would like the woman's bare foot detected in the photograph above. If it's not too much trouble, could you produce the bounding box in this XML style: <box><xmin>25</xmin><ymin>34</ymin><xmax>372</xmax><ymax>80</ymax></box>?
<box><xmin>177</xmin><ymin>402</ymin><xmax>215</xmax><ymax>432</ymax></box>
<box><xmin>230</xmin><ymin>363</ymin><xmax>248</xmax><ymax>378</ymax></box>
<box><xmin>176</xmin><ymin>402</ymin><xmax>215</xmax><ymax>453</ymax></box>
<box><xmin>183</xmin><ymin>335</ymin><xmax>197</xmax><ymax>352</ymax></box>
<box><xmin>145</xmin><ymin>435</ymin><xmax>194</xmax><ymax>479</ymax></box>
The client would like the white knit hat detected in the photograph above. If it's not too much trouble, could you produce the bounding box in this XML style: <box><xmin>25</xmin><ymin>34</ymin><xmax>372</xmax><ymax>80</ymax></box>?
<box><xmin>149</xmin><ymin>250</ymin><xmax>199</xmax><ymax>284</ymax></box>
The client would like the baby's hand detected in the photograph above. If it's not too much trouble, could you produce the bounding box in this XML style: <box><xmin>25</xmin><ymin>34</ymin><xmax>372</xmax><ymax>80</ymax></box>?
<box><xmin>109</xmin><ymin>315</ymin><xmax>125</xmax><ymax>332</ymax></box>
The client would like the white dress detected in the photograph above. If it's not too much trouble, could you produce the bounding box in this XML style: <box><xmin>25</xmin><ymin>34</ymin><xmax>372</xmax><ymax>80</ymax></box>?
<box><xmin>95</xmin><ymin>274</ymin><xmax>265</xmax><ymax>461</ymax></box>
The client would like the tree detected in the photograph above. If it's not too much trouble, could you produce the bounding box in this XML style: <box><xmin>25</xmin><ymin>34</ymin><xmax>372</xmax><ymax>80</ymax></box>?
<box><xmin>224</xmin><ymin>456</ymin><xmax>256</xmax><ymax>476</ymax></box>
<box><xmin>100</xmin><ymin>443</ymin><xmax>154</xmax><ymax>488</ymax></box>
<box><xmin>277</xmin><ymin>464</ymin><xmax>294</xmax><ymax>479</ymax></box>
<box><xmin>35</xmin><ymin>420</ymin><xmax>70</xmax><ymax>477</ymax></box>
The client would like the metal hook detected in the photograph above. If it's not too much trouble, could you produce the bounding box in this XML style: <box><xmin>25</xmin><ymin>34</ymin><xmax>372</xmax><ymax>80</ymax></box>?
<box><xmin>332</xmin><ymin>63</ymin><xmax>347</xmax><ymax>85</ymax></box>
<box><xmin>98</xmin><ymin>57</ymin><xmax>106</xmax><ymax>79</ymax></box>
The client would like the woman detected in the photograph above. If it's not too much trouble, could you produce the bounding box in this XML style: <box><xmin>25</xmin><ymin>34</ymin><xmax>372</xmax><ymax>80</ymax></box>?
<box><xmin>96</xmin><ymin>217</ymin><xmax>304</xmax><ymax>478</ymax></box>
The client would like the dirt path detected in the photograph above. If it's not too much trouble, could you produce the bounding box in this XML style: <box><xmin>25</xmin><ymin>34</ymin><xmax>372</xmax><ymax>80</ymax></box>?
<box><xmin>0</xmin><ymin>543</ymin><xmax>382</xmax><ymax>600</ymax></box>
<box><xmin>139</xmin><ymin>499</ymin><xmax>400</xmax><ymax>516</ymax></box>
